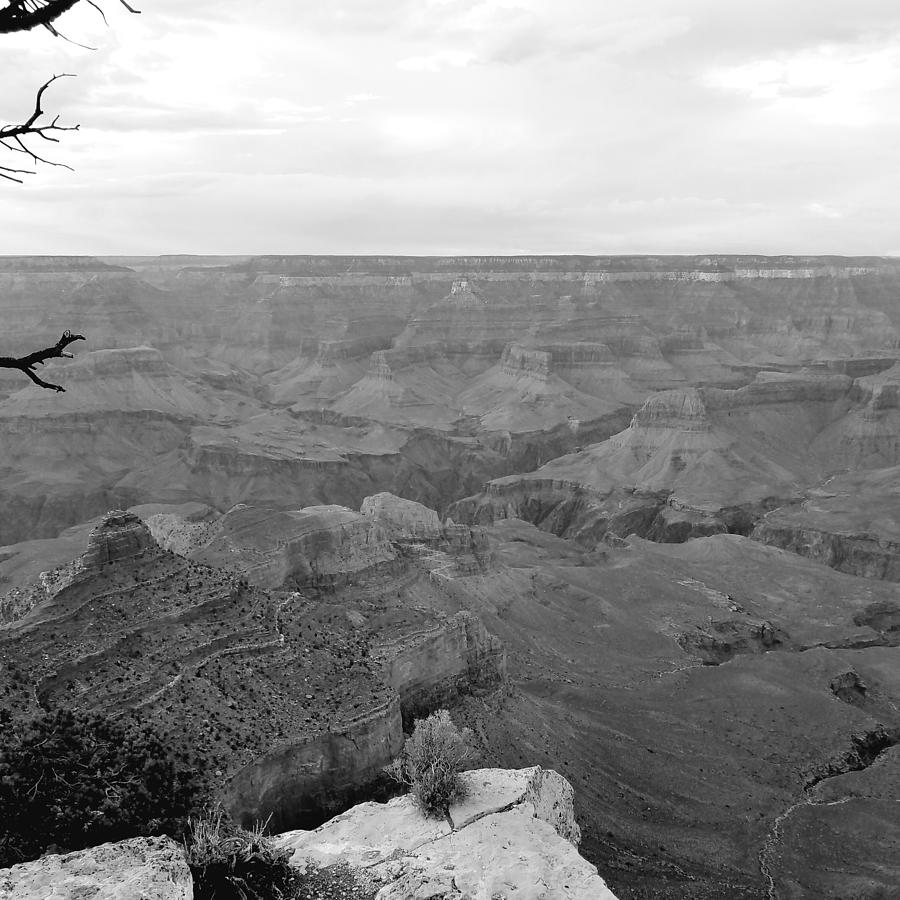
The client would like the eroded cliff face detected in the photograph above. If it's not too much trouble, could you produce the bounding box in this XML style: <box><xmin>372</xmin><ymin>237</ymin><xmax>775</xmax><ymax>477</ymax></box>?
<box><xmin>0</xmin><ymin>510</ymin><xmax>158</xmax><ymax>623</ymax></box>
<box><xmin>752</xmin><ymin>522</ymin><xmax>900</xmax><ymax>582</ymax></box>
<box><xmin>750</xmin><ymin>463</ymin><xmax>900</xmax><ymax>581</ymax></box>
<box><xmin>449</xmin><ymin>367</ymin><xmax>900</xmax><ymax>546</ymax></box>
<box><xmin>181</xmin><ymin>503</ymin><xmax>400</xmax><ymax>590</ymax></box>
<box><xmin>225</xmin><ymin>694</ymin><xmax>405</xmax><ymax>832</ymax></box>
<box><xmin>371</xmin><ymin>611</ymin><xmax>506</xmax><ymax>729</ymax></box>
<box><xmin>360</xmin><ymin>492</ymin><xmax>442</xmax><ymax>541</ymax></box>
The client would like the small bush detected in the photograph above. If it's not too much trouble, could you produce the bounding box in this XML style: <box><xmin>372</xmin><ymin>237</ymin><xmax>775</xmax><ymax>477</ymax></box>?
<box><xmin>184</xmin><ymin>805</ymin><xmax>295</xmax><ymax>900</ymax></box>
<box><xmin>388</xmin><ymin>709</ymin><xmax>470</xmax><ymax>816</ymax></box>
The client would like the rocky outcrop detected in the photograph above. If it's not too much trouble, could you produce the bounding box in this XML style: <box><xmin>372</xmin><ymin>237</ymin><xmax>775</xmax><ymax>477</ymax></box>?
<box><xmin>195</xmin><ymin>504</ymin><xmax>398</xmax><ymax>590</ymax></box>
<box><xmin>361</xmin><ymin>492</ymin><xmax>442</xmax><ymax>541</ymax></box>
<box><xmin>501</xmin><ymin>343</ymin><xmax>552</xmax><ymax>380</ymax></box>
<box><xmin>0</xmin><ymin>836</ymin><xmax>192</xmax><ymax>900</ymax></box>
<box><xmin>82</xmin><ymin>510</ymin><xmax>156</xmax><ymax>568</ymax></box>
<box><xmin>371</xmin><ymin>611</ymin><xmax>506</xmax><ymax>727</ymax></box>
<box><xmin>752</xmin><ymin>520</ymin><xmax>900</xmax><ymax>582</ymax></box>
<box><xmin>676</xmin><ymin>618</ymin><xmax>793</xmax><ymax>665</ymax></box>
<box><xmin>225</xmin><ymin>694</ymin><xmax>404</xmax><ymax>833</ymax></box>
<box><xmin>449</xmin><ymin>368</ymin><xmax>886</xmax><ymax>545</ymax></box>
<box><xmin>0</xmin><ymin>510</ymin><xmax>161</xmax><ymax>623</ymax></box>
<box><xmin>751</xmin><ymin>465</ymin><xmax>900</xmax><ymax>581</ymax></box>
<box><xmin>277</xmin><ymin>766</ymin><xmax>618</xmax><ymax>899</ymax></box>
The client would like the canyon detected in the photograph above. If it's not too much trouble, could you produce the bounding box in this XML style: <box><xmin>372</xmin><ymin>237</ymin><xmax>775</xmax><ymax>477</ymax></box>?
<box><xmin>2</xmin><ymin>254</ymin><xmax>900</xmax><ymax>898</ymax></box>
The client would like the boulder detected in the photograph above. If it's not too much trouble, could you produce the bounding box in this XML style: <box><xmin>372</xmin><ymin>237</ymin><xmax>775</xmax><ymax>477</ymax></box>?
<box><xmin>0</xmin><ymin>836</ymin><xmax>192</xmax><ymax>900</ymax></box>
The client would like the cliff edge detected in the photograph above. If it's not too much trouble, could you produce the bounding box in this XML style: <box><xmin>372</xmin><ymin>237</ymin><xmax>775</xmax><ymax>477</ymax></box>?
<box><xmin>279</xmin><ymin>766</ymin><xmax>617</xmax><ymax>899</ymax></box>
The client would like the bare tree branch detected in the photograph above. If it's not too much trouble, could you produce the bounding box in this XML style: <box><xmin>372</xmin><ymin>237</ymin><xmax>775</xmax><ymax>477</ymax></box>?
<box><xmin>0</xmin><ymin>74</ymin><xmax>80</xmax><ymax>182</ymax></box>
<box><xmin>0</xmin><ymin>0</ymin><xmax>138</xmax><ymax>36</ymax></box>
<box><xmin>1</xmin><ymin>1</ymin><xmax>142</xmax><ymax>179</ymax></box>
<box><xmin>0</xmin><ymin>330</ymin><xmax>85</xmax><ymax>392</ymax></box>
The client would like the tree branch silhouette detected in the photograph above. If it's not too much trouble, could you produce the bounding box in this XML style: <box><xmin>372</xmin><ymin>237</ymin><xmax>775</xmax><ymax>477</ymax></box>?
<box><xmin>1</xmin><ymin>0</ymin><xmax>141</xmax><ymax>179</ymax></box>
<box><xmin>0</xmin><ymin>0</ymin><xmax>138</xmax><ymax>36</ymax></box>
<box><xmin>0</xmin><ymin>330</ymin><xmax>85</xmax><ymax>391</ymax></box>
<box><xmin>0</xmin><ymin>74</ymin><xmax>79</xmax><ymax>183</ymax></box>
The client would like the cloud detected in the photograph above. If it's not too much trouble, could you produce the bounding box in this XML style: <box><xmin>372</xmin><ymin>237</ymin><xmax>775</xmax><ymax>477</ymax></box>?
<box><xmin>704</xmin><ymin>41</ymin><xmax>900</xmax><ymax>125</ymax></box>
<box><xmin>397</xmin><ymin>50</ymin><xmax>477</xmax><ymax>72</ymax></box>
<box><xmin>344</xmin><ymin>92</ymin><xmax>382</xmax><ymax>105</ymax></box>
<box><xmin>807</xmin><ymin>203</ymin><xmax>843</xmax><ymax>219</ymax></box>
<box><xmin>2</xmin><ymin>0</ymin><xmax>900</xmax><ymax>255</ymax></box>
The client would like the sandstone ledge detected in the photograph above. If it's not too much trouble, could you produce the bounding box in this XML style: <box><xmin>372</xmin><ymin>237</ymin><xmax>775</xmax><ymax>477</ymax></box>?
<box><xmin>277</xmin><ymin>766</ymin><xmax>617</xmax><ymax>899</ymax></box>
<box><xmin>0</xmin><ymin>836</ymin><xmax>192</xmax><ymax>900</ymax></box>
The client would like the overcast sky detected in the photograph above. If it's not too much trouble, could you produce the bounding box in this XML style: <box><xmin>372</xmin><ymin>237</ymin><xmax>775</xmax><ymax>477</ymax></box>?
<box><xmin>2</xmin><ymin>0</ymin><xmax>900</xmax><ymax>255</ymax></box>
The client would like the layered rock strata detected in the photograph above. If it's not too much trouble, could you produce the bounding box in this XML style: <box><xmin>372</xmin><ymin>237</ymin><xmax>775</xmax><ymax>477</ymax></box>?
<box><xmin>360</xmin><ymin>492</ymin><xmax>442</xmax><ymax>541</ymax></box>
<box><xmin>370</xmin><ymin>611</ymin><xmax>506</xmax><ymax>729</ymax></box>
<box><xmin>450</xmin><ymin>367</ymin><xmax>900</xmax><ymax>545</ymax></box>
<box><xmin>1</xmin><ymin>503</ymin><xmax>508</xmax><ymax>835</ymax></box>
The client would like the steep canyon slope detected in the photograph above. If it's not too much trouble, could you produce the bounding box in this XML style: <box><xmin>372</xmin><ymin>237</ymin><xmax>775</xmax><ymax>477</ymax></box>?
<box><xmin>0</xmin><ymin>501</ymin><xmax>505</xmax><ymax>832</ymax></box>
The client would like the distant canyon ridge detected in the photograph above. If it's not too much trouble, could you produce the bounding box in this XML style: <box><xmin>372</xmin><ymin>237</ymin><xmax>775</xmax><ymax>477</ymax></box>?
<box><xmin>0</xmin><ymin>253</ymin><xmax>899</xmax><ymax>548</ymax></box>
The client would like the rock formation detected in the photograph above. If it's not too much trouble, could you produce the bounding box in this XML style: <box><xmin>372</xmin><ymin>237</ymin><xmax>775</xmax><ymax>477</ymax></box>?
<box><xmin>0</xmin><ymin>502</ymin><xmax>508</xmax><ymax>834</ymax></box>
<box><xmin>278</xmin><ymin>766</ymin><xmax>618</xmax><ymax>899</ymax></box>
<box><xmin>371</xmin><ymin>611</ymin><xmax>506</xmax><ymax>729</ymax></box>
<box><xmin>752</xmin><ymin>465</ymin><xmax>900</xmax><ymax>581</ymax></box>
<box><xmin>81</xmin><ymin>510</ymin><xmax>156</xmax><ymax>568</ymax></box>
<box><xmin>360</xmin><ymin>491</ymin><xmax>442</xmax><ymax>541</ymax></box>
<box><xmin>449</xmin><ymin>367</ymin><xmax>900</xmax><ymax>544</ymax></box>
<box><xmin>188</xmin><ymin>503</ymin><xmax>398</xmax><ymax>590</ymax></box>
<box><xmin>0</xmin><ymin>836</ymin><xmax>192</xmax><ymax>900</ymax></box>
<box><xmin>0</xmin><ymin>769</ymin><xmax>617</xmax><ymax>900</ymax></box>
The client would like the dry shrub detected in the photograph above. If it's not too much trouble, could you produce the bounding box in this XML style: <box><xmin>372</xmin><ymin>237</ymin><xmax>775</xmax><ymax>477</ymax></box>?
<box><xmin>388</xmin><ymin>709</ymin><xmax>470</xmax><ymax>816</ymax></box>
<box><xmin>184</xmin><ymin>805</ymin><xmax>294</xmax><ymax>900</ymax></box>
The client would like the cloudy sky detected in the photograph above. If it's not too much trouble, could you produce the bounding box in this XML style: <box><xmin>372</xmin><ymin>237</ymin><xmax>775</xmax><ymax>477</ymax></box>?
<box><xmin>2</xmin><ymin>0</ymin><xmax>900</xmax><ymax>255</ymax></box>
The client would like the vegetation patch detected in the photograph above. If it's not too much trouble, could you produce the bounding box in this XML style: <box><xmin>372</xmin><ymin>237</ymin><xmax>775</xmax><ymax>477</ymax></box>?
<box><xmin>388</xmin><ymin>708</ymin><xmax>471</xmax><ymax>816</ymax></box>
<box><xmin>0</xmin><ymin>706</ymin><xmax>203</xmax><ymax>868</ymax></box>
<box><xmin>185</xmin><ymin>806</ymin><xmax>376</xmax><ymax>900</ymax></box>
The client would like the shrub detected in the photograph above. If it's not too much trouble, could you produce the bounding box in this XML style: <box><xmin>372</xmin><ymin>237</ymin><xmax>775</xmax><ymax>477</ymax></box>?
<box><xmin>184</xmin><ymin>805</ymin><xmax>295</xmax><ymax>900</ymax></box>
<box><xmin>388</xmin><ymin>709</ymin><xmax>470</xmax><ymax>816</ymax></box>
<box><xmin>0</xmin><ymin>707</ymin><xmax>204</xmax><ymax>867</ymax></box>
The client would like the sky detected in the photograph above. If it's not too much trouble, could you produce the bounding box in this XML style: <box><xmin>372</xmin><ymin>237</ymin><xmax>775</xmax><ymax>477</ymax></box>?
<box><xmin>2</xmin><ymin>0</ymin><xmax>900</xmax><ymax>255</ymax></box>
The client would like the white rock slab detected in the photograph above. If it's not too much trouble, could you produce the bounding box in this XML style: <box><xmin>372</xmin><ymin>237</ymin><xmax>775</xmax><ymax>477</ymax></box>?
<box><xmin>276</xmin><ymin>795</ymin><xmax>451</xmax><ymax>869</ymax></box>
<box><xmin>451</xmin><ymin>766</ymin><xmax>581</xmax><ymax>844</ymax></box>
<box><xmin>449</xmin><ymin>766</ymin><xmax>538</xmax><ymax>830</ymax></box>
<box><xmin>0</xmin><ymin>836</ymin><xmax>192</xmax><ymax>900</ymax></box>
<box><xmin>373</xmin><ymin>806</ymin><xmax>616</xmax><ymax>900</ymax></box>
<box><xmin>279</xmin><ymin>767</ymin><xmax>618</xmax><ymax>900</ymax></box>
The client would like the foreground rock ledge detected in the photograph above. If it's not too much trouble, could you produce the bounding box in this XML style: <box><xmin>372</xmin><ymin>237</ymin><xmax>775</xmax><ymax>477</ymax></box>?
<box><xmin>0</xmin><ymin>769</ymin><xmax>616</xmax><ymax>900</ymax></box>
<box><xmin>278</xmin><ymin>766</ymin><xmax>618</xmax><ymax>899</ymax></box>
<box><xmin>0</xmin><ymin>836</ymin><xmax>192</xmax><ymax>900</ymax></box>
